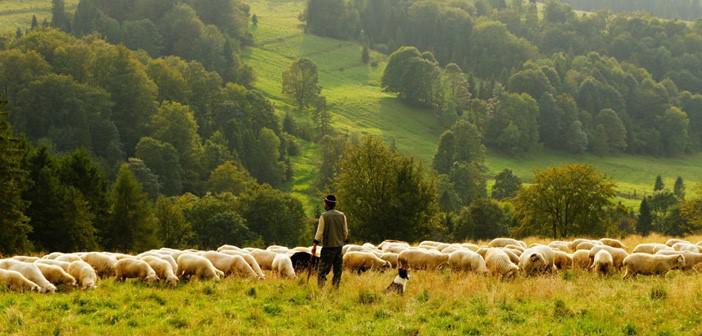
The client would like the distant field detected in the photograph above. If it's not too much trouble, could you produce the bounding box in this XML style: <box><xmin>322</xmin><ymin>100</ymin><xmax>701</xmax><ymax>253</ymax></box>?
<box><xmin>244</xmin><ymin>0</ymin><xmax>702</xmax><ymax>212</ymax></box>
<box><xmin>3</xmin><ymin>234</ymin><xmax>702</xmax><ymax>335</ymax></box>
<box><xmin>0</xmin><ymin>0</ymin><xmax>78</xmax><ymax>34</ymax></box>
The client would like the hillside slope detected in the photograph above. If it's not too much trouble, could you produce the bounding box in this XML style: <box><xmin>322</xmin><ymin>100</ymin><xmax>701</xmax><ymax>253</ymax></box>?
<box><xmin>243</xmin><ymin>0</ymin><xmax>702</xmax><ymax>210</ymax></box>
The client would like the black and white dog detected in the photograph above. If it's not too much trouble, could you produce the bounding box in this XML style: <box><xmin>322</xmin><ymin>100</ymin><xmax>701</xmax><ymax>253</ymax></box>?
<box><xmin>385</xmin><ymin>267</ymin><xmax>409</xmax><ymax>295</ymax></box>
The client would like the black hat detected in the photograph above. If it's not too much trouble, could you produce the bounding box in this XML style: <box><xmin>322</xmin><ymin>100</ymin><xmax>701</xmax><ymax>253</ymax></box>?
<box><xmin>324</xmin><ymin>195</ymin><xmax>337</xmax><ymax>204</ymax></box>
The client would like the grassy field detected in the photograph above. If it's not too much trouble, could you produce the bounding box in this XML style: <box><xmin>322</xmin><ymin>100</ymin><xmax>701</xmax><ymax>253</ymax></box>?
<box><xmin>3</xmin><ymin>234</ymin><xmax>702</xmax><ymax>335</ymax></box>
<box><xmin>243</xmin><ymin>0</ymin><xmax>702</xmax><ymax>212</ymax></box>
<box><xmin>0</xmin><ymin>0</ymin><xmax>78</xmax><ymax>34</ymax></box>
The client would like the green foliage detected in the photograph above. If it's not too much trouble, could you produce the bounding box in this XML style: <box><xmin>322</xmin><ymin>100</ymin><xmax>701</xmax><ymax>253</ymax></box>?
<box><xmin>637</xmin><ymin>197</ymin><xmax>653</xmax><ymax>235</ymax></box>
<box><xmin>237</xmin><ymin>185</ymin><xmax>307</xmax><ymax>246</ymax></box>
<box><xmin>51</xmin><ymin>0</ymin><xmax>70</xmax><ymax>32</ymax></box>
<box><xmin>335</xmin><ymin>137</ymin><xmax>440</xmax><ymax>242</ymax></box>
<box><xmin>486</xmin><ymin>93</ymin><xmax>540</xmax><ymax>154</ymax></box>
<box><xmin>382</xmin><ymin>46</ymin><xmax>439</xmax><ymax>106</ymax></box>
<box><xmin>454</xmin><ymin>199</ymin><xmax>511</xmax><ymax>240</ymax></box>
<box><xmin>316</xmin><ymin>135</ymin><xmax>348</xmax><ymax>192</ymax></box>
<box><xmin>654</xmin><ymin>175</ymin><xmax>665</xmax><ymax>192</ymax></box>
<box><xmin>450</xmin><ymin>162</ymin><xmax>487</xmax><ymax>206</ymax></box>
<box><xmin>136</xmin><ymin>137</ymin><xmax>183</xmax><ymax>196</ymax></box>
<box><xmin>184</xmin><ymin>192</ymin><xmax>254</xmax><ymax>249</ymax></box>
<box><xmin>514</xmin><ymin>164</ymin><xmax>616</xmax><ymax>238</ymax></box>
<box><xmin>207</xmin><ymin>161</ymin><xmax>254</xmax><ymax>195</ymax></box>
<box><xmin>127</xmin><ymin>158</ymin><xmax>161</xmax><ymax>199</ymax></box>
<box><xmin>491</xmin><ymin>169</ymin><xmax>521</xmax><ymax>200</ymax></box>
<box><xmin>154</xmin><ymin>196</ymin><xmax>193</xmax><ymax>249</ymax></box>
<box><xmin>282</xmin><ymin>58</ymin><xmax>321</xmax><ymax>109</ymax></box>
<box><xmin>674</xmin><ymin>177</ymin><xmax>685</xmax><ymax>200</ymax></box>
<box><xmin>0</xmin><ymin>112</ymin><xmax>32</xmax><ymax>254</ymax></box>
<box><xmin>105</xmin><ymin>164</ymin><xmax>160</xmax><ymax>251</ymax></box>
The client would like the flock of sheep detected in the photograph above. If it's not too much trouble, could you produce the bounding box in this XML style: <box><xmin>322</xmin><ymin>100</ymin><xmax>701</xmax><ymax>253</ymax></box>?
<box><xmin>0</xmin><ymin>237</ymin><xmax>700</xmax><ymax>293</ymax></box>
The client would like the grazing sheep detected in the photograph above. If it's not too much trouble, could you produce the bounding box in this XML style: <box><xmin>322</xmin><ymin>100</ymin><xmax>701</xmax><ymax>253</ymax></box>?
<box><xmin>217</xmin><ymin>250</ymin><xmax>265</xmax><ymax>279</ymax></box>
<box><xmin>501</xmin><ymin>248</ymin><xmax>521</xmax><ymax>265</ymax></box>
<box><xmin>448</xmin><ymin>249</ymin><xmax>488</xmax><ymax>274</ymax></box>
<box><xmin>115</xmin><ymin>258</ymin><xmax>159</xmax><ymax>283</ymax></box>
<box><xmin>0</xmin><ymin>269</ymin><xmax>41</xmax><ymax>292</ymax></box>
<box><xmin>67</xmin><ymin>260</ymin><xmax>98</xmax><ymax>289</ymax></box>
<box><xmin>199</xmin><ymin>251</ymin><xmax>259</xmax><ymax>279</ymax></box>
<box><xmin>140</xmin><ymin>256</ymin><xmax>179</xmax><ymax>287</ymax></box>
<box><xmin>12</xmin><ymin>256</ymin><xmax>39</xmax><ymax>263</ymax></box>
<box><xmin>622</xmin><ymin>253</ymin><xmax>685</xmax><ymax>279</ymax></box>
<box><xmin>519</xmin><ymin>248</ymin><xmax>549</xmax><ymax>276</ymax></box>
<box><xmin>488</xmin><ymin>238</ymin><xmax>527</xmax><ymax>249</ymax></box>
<box><xmin>548</xmin><ymin>241</ymin><xmax>571</xmax><ymax>253</ymax></box>
<box><xmin>591</xmin><ymin>250</ymin><xmax>614</xmax><ymax>276</ymax></box>
<box><xmin>380</xmin><ymin>242</ymin><xmax>411</xmax><ymax>254</ymax></box>
<box><xmin>572</xmin><ymin>250</ymin><xmax>591</xmax><ymax>269</ymax></box>
<box><xmin>656</xmin><ymin>250</ymin><xmax>702</xmax><ymax>271</ymax></box>
<box><xmin>398</xmin><ymin>248</ymin><xmax>449</xmax><ymax>270</ymax></box>
<box><xmin>440</xmin><ymin>244</ymin><xmax>465</xmax><ymax>255</ymax></box>
<box><xmin>249</xmin><ymin>249</ymin><xmax>276</xmax><ymax>270</ymax></box>
<box><xmin>377</xmin><ymin>240</ymin><xmax>409</xmax><ymax>250</ymax></box>
<box><xmin>575</xmin><ymin>241</ymin><xmax>599</xmax><ymax>251</ymax></box>
<box><xmin>82</xmin><ymin>252</ymin><xmax>118</xmax><ymax>278</ymax></box>
<box><xmin>217</xmin><ymin>244</ymin><xmax>242</xmax><ymax>252</ymax></box>
<box><xmin>136</xmin><ymin>252</ymin><xmax>178</xmax><ymax>272</ymax></box>
<box><xmin>552</xmin><ymin>250</ymin><xmax>573</xmax><ymax>270</ymax></box>
<box><xmin>34</xmin><ymin>259</ymin><xmax>71</xmax><ymax>272</ymax></box>
<box><xmin>588</xmin><ymin>245</ymin><xmax>628</xmax><ymax>270</ymax></box>
<box><xmin>266</xmin><ymin>245</ymin><xmax>289</xmax><ymax>254</ymax></box>
<box><xmin>599</xmin><ymin>238</ymin><xmax>626</xmax><ymax>249</ymax></box>
<box><xmin>672</xmin><ymin>242</ymin><xmax>700</xmax><ymax>253</ymax></box>
<box><xmin>42</xmin><ymin>252</ymin><xmax>64</xmax><ymax>260</ymax></box>
<box><xmin>484</xmin><ymin>248</ymin><xmax>519</xmax><ymax>280</ymax></box>
<box><xmin>56</xmin><ymin>254</ymin><xmax>82</xmax><ymax>263</ymax></box>
<box><xmin>176</xmin><ymin>254</ymin><xmax>223</xmax><ymax>281</ymax></box>
<box><xmin>34</xmin><ymin>263</ymin><xmax>77</xmax><ymax>288</ymax></box>
<box><xmin>344</xmin><ymin>251</ymin><xmax>391</xmax><ymax>273</ymax></box>
<box><xmin>665</xmin><ymin>238</ymin><xmax>689</xmax><ymax>247</ymax></box>
<box><xmin>633</xmin><ymin>243</ymin><xmax>671</xmax><ymax>254</ymax></box>
<box><xmin>459</xmin><ymin>243</ymin><xmax>480</xmax><ymax>252</ymax></box>
<box><xmin>0</xmin><ymin>259</ymin><xmax>56</xmax><ymax>293</ymax></box>
<box><xmin>380</xmin><ymin>253</ymin><xmax>399</xmax><ymax>268</ymax></box>
<box><xmin>271</xmin><ymin>254</ymin><xmax>296</xmax><ymax>279</ymax></box>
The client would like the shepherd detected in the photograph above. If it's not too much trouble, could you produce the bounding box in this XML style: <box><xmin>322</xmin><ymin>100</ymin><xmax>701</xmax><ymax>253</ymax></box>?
<box><xmin>312</xmin><ymin>195</ymin><xmax>349</xmax><ymax>288</ymax></box>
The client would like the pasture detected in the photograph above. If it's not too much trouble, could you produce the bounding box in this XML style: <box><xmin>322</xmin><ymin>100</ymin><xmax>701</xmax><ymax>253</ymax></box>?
<box><xmin>243</xmin><ymin>0</ymin><xmax>702</xmax><ymax>211</ymax></box>
<box><xmin>2</xmin><ymin>234</ymin><xmax>702</xmax><ymax>335</ymax></box>
<box><xmin>0</xmin><ymin>0</ymin><xmax>78</xmax><ymax>34</ymax></box>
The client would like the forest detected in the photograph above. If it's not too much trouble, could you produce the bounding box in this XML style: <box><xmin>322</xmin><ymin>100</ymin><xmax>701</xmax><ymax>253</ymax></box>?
<box><xmin>1</xmin><ymin>0</ymin><xmax>702</xmax><ymax>255</ymax></box>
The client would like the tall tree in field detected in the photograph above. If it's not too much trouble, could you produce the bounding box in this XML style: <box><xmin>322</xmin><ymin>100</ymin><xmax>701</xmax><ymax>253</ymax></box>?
<box><xmin>654</xmin><ymin>175</ymin><xmax>665</xmax><ymax>191</ymax></box>
<box><xmin>514</xmin><ymin>164</ymin><xmax>616</xmax><ymax>238</ymax></box>
<box><xmin>51</xmin><ymin>0</ymin><xmax>70</xmax><ymax>32</ymax></box>
<box><xmin>207</xmin><ymin>161</ymin><xmax>254</xmax><ymax>195</ymax></box>
<box><xmin>674</xmin><ymin>177</ymin><xmax>685</xmax><ymax>200</ymax></box>
<box><xmin>492</xmin><ymin>169</ymin><xmax>521</xmax><ymax>199</ymax></box>
<box><xmin>335</xmin><ymin>137</ymin><xmax>440</xmax><ymax>242</ymax></box>
<box><xmin>31</xmin><ymin>15</ymin><xmax>38</xmax><ymax>30</ymax></box>
<box><xmin>0</xmin><ymin>112</ymin><xmax>32</xmax><ymax>254</ymax></box>
<box><xmin>454</xmin><ymin>199</ymin><xmax>511</xmax><ymax>240</ymax></box>
<box><xmin>282</xmin><ymin>58</ymin><xmax>321</xmax><ymax>109</ymax></box>
<box><xmin>311</xmin><ymin>96</ymin><xmax>332</xmax><ymax>137</ymax></box>
<box><xmin>238</xmin><ymin>185</ymin><xmax>307</xmax><ymax>246</ymax></box>
<box><xmin>382</xmin><ymin>46</ymin><xmax>439</xmax><ymax>106</ymax></box>
<box><xmin>637</xmin><ymin>197</ymin><xmax>653</xmax><ymax>236</ymax></box>
<box><xmin>105</xmin><ymin>164</ymin><xmax>160</xmax><ymax>251</ymax></box>
<box><xmin>154</xmin><ymin>196</ymin><xmax>193</xmax><ymax>249</ymax></box>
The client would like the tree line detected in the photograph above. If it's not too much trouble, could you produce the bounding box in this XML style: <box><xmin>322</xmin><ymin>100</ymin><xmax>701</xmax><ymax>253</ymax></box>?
<box><xmin>306</xmin><ymin>0</ymin><xmax>702</xmax><ymax>157</ymax></box>
<box><xmin>563</xmin><ymin>0</ymin><xmax>702</xmax><ymax>21</ymax></box>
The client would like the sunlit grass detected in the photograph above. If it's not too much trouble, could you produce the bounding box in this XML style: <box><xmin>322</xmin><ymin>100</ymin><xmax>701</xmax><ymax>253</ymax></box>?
<box><xmin>0</xmin><ymin>0</ymin><xmax>78</xmax><ymax>34</ymax></box>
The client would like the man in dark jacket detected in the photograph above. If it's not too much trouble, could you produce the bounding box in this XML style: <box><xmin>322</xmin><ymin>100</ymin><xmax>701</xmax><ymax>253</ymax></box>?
<box><xmin>312</xmin><ymin>195</ymin><xmax>348</xmax><ymax>288</ymax></box>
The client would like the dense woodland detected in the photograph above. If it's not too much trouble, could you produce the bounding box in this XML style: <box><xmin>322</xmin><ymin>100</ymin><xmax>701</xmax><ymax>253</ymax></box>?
<box><xmin>306</xmin><ymin>0</ymin><xmax>702</xmax><ymax>156</ymax></box>
<box><xmin>1</xmin><ymin>0</ymin><xmax>702</xmax><ymax>255</ymax></box>
<box><xmin>563</xmin><ymin>0</ymin><xmax>702</xmax><ymax>21</ymax></box>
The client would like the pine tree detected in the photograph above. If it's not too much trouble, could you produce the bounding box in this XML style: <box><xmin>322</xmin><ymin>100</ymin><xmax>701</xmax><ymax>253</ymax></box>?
<box><xmin>637</xmin><ymin>197</ymin><xmax>653</xmax><ymax>236</ymax></box>
<box><xmin>106</xmin><ymin>164</ymin><xmax>160</xmax><ymax>251</ymax></box>
<box><xmin>312</xmin><ymin>96</ymin><xmax>332</xmax><ymax>137</ymax></box>
<box><xmin>15</xmin><ymin>28</ymin><xmax>23</xmax><ymax>39</ymax></box>
<box><xmin>0</xmin><ymin>111</ymin><xmax>32</xmax><ymax>254</ymax></box>
<box><xmin>252</xmin><ymin>14</ymin><xmax>258</xmax><ymax>26</ymax></box>
<box><xmin>654</xmin><ymin>175</ymin><xmax>665</xmax><ymax>191</ymax></box>
<box><xmin>674</xmin><ymin>176</ymin><xmax>685</xmax><ymax>199</ymax></box>
<box><xmin>362</xmin><ymin>45</ymin><xmax>370</xmax><ymax>64</ymax></box>
<box><xmin>31</xmin><ymin>15</ymin><xmax>39</xmax><ymax>30</ymax></box>
<box><xmin>51</xmin><ymin>0</ymin><xmax>69</xmax><ymax>32</ymax></box>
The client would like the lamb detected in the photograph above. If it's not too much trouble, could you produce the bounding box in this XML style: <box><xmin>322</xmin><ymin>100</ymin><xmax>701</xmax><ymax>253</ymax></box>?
<box><xmin>622</xmin><ymin>253</ymin><xmax>685</xmax><ymax>279</ymax></box>
<box><xmin>380</xmin><ymin>253</ymin><xmax>399</xmax><ymax>268</ymax></box>
<box><xmin>34</xmin><ymin>259</ymin><xmax>71</xmax><ymax>272</ymax></box>
<box><xmin>343</xmin><ymin>251</ymin><xmax>391</xmax><ymax>273</ymax></box>
<box><xmin>552</xmin><ymin>250</ymin><xmax>573</xmax><ymax>270</ymax></box>
<box><xmin>0</xmin><ymin>269</ymin><xmax>41</xmax><ymax>292</ymax></box>
<box><xmin>398</xmin><ymin>248</ymin><xmax>449</xmax><ymax>270</ymax></box>
<box><xmin>115</xmin><ymin>258</ymin><xmax>159</xmax><ymax>283</ymax></box>
<box><xmin>34</xmin><ymin>263</ymin><xmax>77</xmax><ymax>288</ymax></box>
<box><xmin>249</xmin><ymin>249</ymin><xmax>276</xmax><ymax>270</ymax></box>
<box><xmin>448</xmin><ymin>249</ymin><xmax>489</xmax><ymax>274</ymax></box>
<box><xmin>81</xmin><ymin>252</ymin><xmax>118</xmax><ymax>278</ymax></box>
<box><xmin>484</xmin><ymin>248</ymin><xmax>519</xmax><ymax>280</ymax></box>
<box><xmin>140</xmin><ymin>256</ymin><xmax>179</xmax><ymax>286</ymax></box>
<box><xmin>67</xmin><ymin>260</ymin><xmax>98</xmax><ymax>289</ymax></box>
<box><xmin>217</xmin><ymin>250</ymin><xmax>265</xmax><ymax>279</ymax></box>
<box><xmin>0</xmin><ymin>259</ymin><xmax>56</xmax><ymax>293</ymax></box>
<box><xmin>571</xmin><ymin>250</ymin><xmax>591</xmax><ymax>269</ymax></box>
<box><xmin>591</xmin><ymin>250</ymin><xmax>614</xmax><ymax>276</ymax></box>
<box><xmin>488</xmin><ymin>238</ymin><xmax>527</xmax><ymax>248</ymax></box>
<box><xmin>176</xmin><ymin>253</ymin><xmax>223</xmax><ymax>281</ymax></box>
<box><xmin>198</xmin><ymin>251</ymin><xmax>259</xmax><ymax>279</ymax></box>
<box><xmin>633</xmin><ymin>243</ymin><xmax>671</xmax><ymax>254</ymax></box>
<box><xmin>599</xmin><ymin>238</ymin><xmax>626</xmax><ymax>249</ymax></box>
<box><xmin>588</xmin><ymin>245</ymin><xmax>628</xmax><ymax>270</ymax></box>
<box><xmin>271</xmin><ymin>254</ymin><xmax>296</xmax><ymax>279</ymax></box>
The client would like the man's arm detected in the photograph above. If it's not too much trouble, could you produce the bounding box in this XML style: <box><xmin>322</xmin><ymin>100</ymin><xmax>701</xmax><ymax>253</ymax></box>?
<box><xmin>313</xmin><ymin>215</ymin><xmax>325</xmax><ymax>245</ymax></box>
<box><xmin>343</xmin><ymin>214</ymin><xmax>349</xmax><ymax>242</ymax></box>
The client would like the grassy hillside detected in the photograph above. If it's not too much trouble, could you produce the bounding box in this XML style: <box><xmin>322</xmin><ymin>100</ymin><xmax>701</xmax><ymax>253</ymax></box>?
<box><xmin>0</xmin><ymin>0</ymin><xmax>78</xmax><ymax>34</ymax></box>
<box><xmin>3</xmin><ymin>234</ymin><xmax>702</xmax><ymax>335</ymax></box>
<box><xmin>244</xmin><ymin>0</ymin><xmax>702</xmax><ymax>211</ymax></box>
